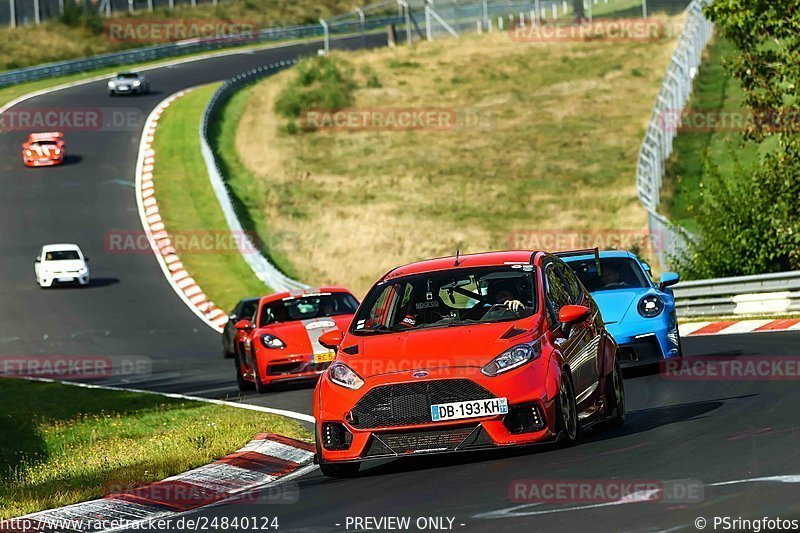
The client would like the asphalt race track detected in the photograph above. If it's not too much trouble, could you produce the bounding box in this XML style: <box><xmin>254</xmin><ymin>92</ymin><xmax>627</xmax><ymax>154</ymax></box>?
<box><xmin>1</xmin><ymin>35</ymin><xmax>799</xmax><ymax>533</ymax></box>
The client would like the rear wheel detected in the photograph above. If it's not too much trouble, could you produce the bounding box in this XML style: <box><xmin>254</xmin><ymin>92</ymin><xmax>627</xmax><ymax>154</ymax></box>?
<box><xmin>606</xmin><ymin>359</ymin><xmax>625</xmax><ymax>427</ymax></box>
<box><xmin>234</xmin><ymin>349</ymin><xmax>253</xmax><ymax>392</ymax></box>
<box><xmin>556</xmin><ymin>370</ymin><xmax>578</xmax><ymax>446</ymax></box>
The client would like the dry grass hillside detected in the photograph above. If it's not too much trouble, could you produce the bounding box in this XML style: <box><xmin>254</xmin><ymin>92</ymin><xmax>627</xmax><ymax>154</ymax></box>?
<box><xmin>234</xmin><ymin>21</ymin><xmax>682</xmax><ymax>295</ymax></box>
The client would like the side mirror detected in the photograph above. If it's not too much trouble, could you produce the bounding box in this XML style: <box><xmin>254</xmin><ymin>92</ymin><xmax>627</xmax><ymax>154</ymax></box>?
<box><xmin>235</xmin><ymin>319</ymin><xmax>254</xmax><ymax>331</ymax></box>
<box><xmin>558</xmin><ymin>305</ymin><xmax>590</xmax><ymax>325</ymax></box>
<box><xmin>35</xmin><ymin>258</ymin><xmax>40</xmax><ymax>263</ymax></box>
<box><xmin>228</xmin><ymin>313</ymin><xmax>238</xmax><ymax>322</ymax></box>
<box><xmin>319</xmin><ymin>329</ymin><xmax>344</xmax><ymax>350</ymax></box>
<box><xmin>658</xmin><ymin>272</ymin><xmax>680</xmax><ymax>290</ymax></box>
<box><xmin>84</xmin><ymin>257</ymin><xmax>90</xmax><ymax>262</ymax></box>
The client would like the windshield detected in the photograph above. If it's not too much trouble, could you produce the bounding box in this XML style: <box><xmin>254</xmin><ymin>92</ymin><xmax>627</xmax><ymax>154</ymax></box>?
<box><xmin>259</xmin><ymin>292</ymin><xmax>358</xmax><ymax>326</ymax></box>
<box><xmin>31</xmin><ymin>141</ymin><xmax>57</xmax><ymax>148</ymax></box>
<box><xmin>117</xmin><ymin>73</ymin><xmax>138</xmax><ymax>79</ymax></box>
<box><xmin>44</xmin><ymin>250</ymin><xmax>80</xmax><ymax>261</ymax></box>
<box><xmin>352</xmin><ymin>266</ymin><xmax>536</xmax><ymax>335</ymax></box>
<box><xmin>565</xmin><ymin>257</ymin><xmax>650</xmax><ymax>292</ymax></box>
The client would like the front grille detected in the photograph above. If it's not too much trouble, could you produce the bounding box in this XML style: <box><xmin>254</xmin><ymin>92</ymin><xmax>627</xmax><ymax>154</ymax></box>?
<box><xmin>364</xmin><ymin>425</ymin><xmax>494</xmax><ymax>456</ymax></box>
<box><xmin>350</xmin><ymin>379</ymin><xmax>495</xmax><ymax>429</ymax></box>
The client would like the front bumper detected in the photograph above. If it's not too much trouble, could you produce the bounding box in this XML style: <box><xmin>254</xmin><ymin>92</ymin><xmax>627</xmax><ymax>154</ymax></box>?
<box><xmin>607</xmin><ymin>315</ymin><xmax>680</xmax><ymax>367</ymax></box>
<box><xmin>25</xmin><ymin>157</ymin><xmax>63</xmax><ymax>167</ymax></box>
<box><xmin>254</xmin><ymin>352</ymin><xmax>333</xmax><ymax>386</ymax></box>
<box><xmin>316</xmin><ymin>363</ymin><xmax>558</xmax><ymax>463</ymax></box>
<box><xmin>39</xmin><ymin>274</ymin><xmax>89</xmax><ymax>287</ymax></box>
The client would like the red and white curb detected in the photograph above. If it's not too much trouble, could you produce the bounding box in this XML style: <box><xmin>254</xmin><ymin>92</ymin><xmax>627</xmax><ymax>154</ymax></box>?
<box><xmin>3</xmin><ymin>434</ymin><xmax>315</xmax><ymax>533</ymax></box>
<box><xmin>679</xmin><ymin>318</ymin><xmax>800</xmax><ymax>337</ymax></box>
<box><xmin>135</xmin><ymin>89</ymin><xmax>228</xmax><ymax>333</ymax></box>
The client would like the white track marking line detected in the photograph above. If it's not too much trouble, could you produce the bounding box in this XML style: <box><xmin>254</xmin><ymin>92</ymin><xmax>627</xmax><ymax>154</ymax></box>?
<box><xmin>19</xmin><ymin>376</ymin><xmax>314</xmax><ymax>423</ymax></box>
<box><xmin>709</xmin><ymin>475</ymin><xmax>800</xmax><ymax>487</ymax></box>
<box><xmin>473</xmin><ymin>490</ymin><xmax>661</xmax><ymax>519</ymax></box>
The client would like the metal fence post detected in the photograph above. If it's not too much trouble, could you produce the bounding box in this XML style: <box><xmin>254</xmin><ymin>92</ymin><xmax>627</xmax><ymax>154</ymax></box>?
<box><xmin>9</xmin><ymin>0</ymin><xmax>16</xmax><ymax>28</ymax></box>
<box><xmin>642</xmin><ymin>0</ymin><xmax>648</xmax><ymax>18</ymax></box>
<box><xmin>320</xmin><ymin>18</ymin><xmax>330</xmax><ymax>53</ymax></box>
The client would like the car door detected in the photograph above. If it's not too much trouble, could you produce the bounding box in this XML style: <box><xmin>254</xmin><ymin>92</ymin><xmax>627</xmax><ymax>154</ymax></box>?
<box><xmin>544</xmin><ymin>260</ymin><xmax>594</xmax><ymax>407</ymax></box>
<box><xmin>555</xmin><ymin>261</ymin><xmax>603</xmax><ymax>404</ymax></box>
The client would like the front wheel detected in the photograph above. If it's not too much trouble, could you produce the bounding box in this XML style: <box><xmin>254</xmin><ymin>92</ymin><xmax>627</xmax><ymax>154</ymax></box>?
<box><xmin>234</xmin><ymin>350</ymin><xmax>254</xmax><ymax>392</ymax></box>
<box><xmin>253</xmin><ymin>356</ymin><xmax>272</xmax><ymax>394</ymax></box>
<box><xmin>556</xmin><ymin>370</ymin><xmax>578</xmax><ymax>446</ymax></box>
<box><xmin>606</xmin><ymin>359</ymin><xmax>625</xmax><ymax>427</ymax></box>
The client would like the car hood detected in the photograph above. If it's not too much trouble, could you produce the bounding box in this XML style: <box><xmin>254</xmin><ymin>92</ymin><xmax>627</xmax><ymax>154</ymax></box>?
<box><xmin>256</xmin><ymin>315</ymin><xmax>353</xmax><ymax>354</ymax></box>
<box><xmin>342</xmin><ymin>320</ymin><xmax>537</xmax><ymax>378</ymax></box>
<box><xmin>591</xmin><ymin>288</ymin><xmax>653</xmax><ymax>324</ymax></box>
<box><xmin>42</xmin><ymin>260</ymin><xmax>85</xmax><ymax>272</ymax></box>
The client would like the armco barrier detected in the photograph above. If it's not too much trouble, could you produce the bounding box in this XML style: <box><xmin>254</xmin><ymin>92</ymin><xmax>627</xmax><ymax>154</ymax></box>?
<box><xmin>674</xmin><ymin>271</ymin><xmax>800</xmax><ymax>318</ymax></box>
<box><xmin>198</xmin><ymin>61</ymin><xmax>309</xmax><ymax>292</ymax></box>
<box><xmin>0</xmin><ymin>17</ymin><xmax>399</xmax><ymax>89</ymax></box>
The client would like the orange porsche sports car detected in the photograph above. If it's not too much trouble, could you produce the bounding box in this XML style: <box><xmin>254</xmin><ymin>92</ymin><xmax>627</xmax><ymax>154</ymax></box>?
<box><xmin>233</xmin><ymin>287</ymin><xmax>360</xmax><ymax>393</ymax></box>
<box><xmin>22</xmin><ymin>132</ymin><xmax>65</xmax><ymax>167</ymax></box>
<box><xmin>313</xmin><ymin>249</ymin><xmax>624</xmax><ymax>477</ymax></box>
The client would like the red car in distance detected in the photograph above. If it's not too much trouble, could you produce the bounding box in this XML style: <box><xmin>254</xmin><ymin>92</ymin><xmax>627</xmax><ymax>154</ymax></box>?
<box><xmin>233</xmin><ymin>287</ymin><xmax>360</xmax><ymax>393</ymax></box>
<box><xmin>22</xmin><ymin>132</ymin><xmax>66</xmax><ymax>167</ymax></box>
<box><xmin>313</xmin><ymin>250</ymin><xmax>624</xmax><ymax>477</ymax></box>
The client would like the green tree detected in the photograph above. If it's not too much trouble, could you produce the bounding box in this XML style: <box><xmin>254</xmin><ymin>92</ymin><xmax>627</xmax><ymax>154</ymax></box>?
<box><xmin>675</xmin><ymin>0</ymin><xmax>800</xmax><ymax>277</ymax></box>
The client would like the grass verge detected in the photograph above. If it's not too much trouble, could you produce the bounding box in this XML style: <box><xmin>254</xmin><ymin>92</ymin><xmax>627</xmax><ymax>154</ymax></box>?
<box><xmin>0</xmin><ymin>377</ymin><xmax>309</xmax><ymax>519</ymax></box>
<box><xmin>661</xmin><ymin>35</ymin><xmax>775</xmax><ymax>232</ymax></box>
<box><xmin>0</xmin><ymin>0</ymin><xmax>360</xmax><ymax>71</ymax></box>
<box><xmin>231</xmin><ymin>21</ymin><xmax>683</xmax><ymax>295</ymax></box>
<box><xmin>151</xmin><ymin>84</ymin><xmax>269</xmax><ymax>312</ymax></box>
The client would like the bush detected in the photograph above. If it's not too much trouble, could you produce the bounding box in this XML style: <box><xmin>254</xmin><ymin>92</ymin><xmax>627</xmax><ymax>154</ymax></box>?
<box><xmin>274</xmin><ymin>55</ymin><xmax>356</xmax><ymax>122</ymax></box>
<box><xmin>674</xmin><ymin>139</ymin><xmax>800</xmax><ymax>278</ymax></box>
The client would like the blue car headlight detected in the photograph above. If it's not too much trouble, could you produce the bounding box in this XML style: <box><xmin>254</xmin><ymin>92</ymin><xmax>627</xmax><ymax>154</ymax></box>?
<box><xmin>638</xmin><ymin>295</ymin><xmax>664</xmax><ymax>318</ymax></box>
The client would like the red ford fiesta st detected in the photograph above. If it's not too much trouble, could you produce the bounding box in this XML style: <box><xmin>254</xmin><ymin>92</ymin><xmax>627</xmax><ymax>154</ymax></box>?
<box><xmin>313</xmin><ymin>250</ymin><xmax>624</xmax><ymax>477</ymax></box>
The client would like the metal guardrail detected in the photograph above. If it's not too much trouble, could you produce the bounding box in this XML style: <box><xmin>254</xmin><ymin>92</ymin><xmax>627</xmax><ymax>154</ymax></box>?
<box><xmin>198</xmin><ymin>60</ymin><xmax>309</xmax><ymax>292</ymax></box>
<box><xmin>636</xmin><ymin>0</ymin><xmax>713</xmax><ymax>268</ymax></box>
<box><xmin>674</xmin><ymin>271</ymin><xmax>800</xmax><ymax>318</ymax></box>
<box><xmin>0</xmin><ymin>17</ymin><xmax>400</xmax><ymax>89</ymax></box>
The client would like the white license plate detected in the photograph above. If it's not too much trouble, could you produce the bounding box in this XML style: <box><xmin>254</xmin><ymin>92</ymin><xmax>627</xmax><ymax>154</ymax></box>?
<box><xmin>57</xmin><ymin>277</ymin><xmax>73</xmax><ymax>282</ymax></box>
<box><xmin>431</xmin><ymin>397</ymin><xmax>508</xmax><ymax>422</ymax></box>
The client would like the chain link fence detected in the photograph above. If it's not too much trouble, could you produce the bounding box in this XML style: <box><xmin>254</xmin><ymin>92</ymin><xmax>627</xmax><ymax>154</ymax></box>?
<box><xmin>636</xmin><ymin>0</ymin><xmax>713</xmax><ymax>268</ymax></box>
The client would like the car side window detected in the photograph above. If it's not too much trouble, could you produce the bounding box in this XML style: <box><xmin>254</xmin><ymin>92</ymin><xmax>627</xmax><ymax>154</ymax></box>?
<box><xmin>556</xmin><ymin>262</ymin><xmax>583</xmax><ymax>304</ymax></box>
<box><xmin>545</xmin><ymin>263</ymin><xmax>571</xmax><ymax>324</ymax></box>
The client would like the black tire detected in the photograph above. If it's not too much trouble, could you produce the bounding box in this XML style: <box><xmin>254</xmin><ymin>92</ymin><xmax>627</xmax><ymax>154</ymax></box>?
<box><xmin>253</xmin><ymin>357</ymin><xmax>272</xmax><ymax>394</ymax></box>
<box><xmin>316</xmin><ymin>433</ymin><xmax>361</xmax><ymax>478</ymax></box>
<box><xmin>234</xmin><ymin>350</ymin><xmax>254</xmax><ymax>392</ymax></box>
<box><xmin>606</xmin><ymin>358</ymin><xmax>625</xmax><ymax>427</ymax></box>
<box><xmin>556</xmin><ymin>370</ymin><xmax>578</xmax><ymax>446</ymax></box>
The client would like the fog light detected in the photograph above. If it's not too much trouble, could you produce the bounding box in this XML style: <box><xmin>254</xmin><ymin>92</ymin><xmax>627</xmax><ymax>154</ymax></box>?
<box><xmin>503</xmin><ymin>403</ymin><xmax>545</xmax><ymax>434</ymax></box>
<box><xmin>321</xmin><ymin>422</ymin><xmax>352</xmax><ymax>450</ymax></box>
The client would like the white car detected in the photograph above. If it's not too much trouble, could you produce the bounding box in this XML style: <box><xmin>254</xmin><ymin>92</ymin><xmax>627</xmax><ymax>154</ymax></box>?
<box><xmin>35</xmin><ymin>244</ymin><xmax>90</xmax><ymax>288</ymax></box>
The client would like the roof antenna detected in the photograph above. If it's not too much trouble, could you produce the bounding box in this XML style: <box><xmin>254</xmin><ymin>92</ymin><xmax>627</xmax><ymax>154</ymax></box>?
<box><xmin>454</xmin><ymin>249</ymin><xmax>461</xmax><ymax>266</ymax></box>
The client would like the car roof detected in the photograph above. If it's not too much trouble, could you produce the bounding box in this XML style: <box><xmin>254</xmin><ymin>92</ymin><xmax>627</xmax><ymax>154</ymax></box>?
<box><xmin>41</xmin><ymin>243</ymin><xmax>82</xmax><ymax>252</ymax></box>
<box><xmin>28</xmin><ymin>132</ymin><xmax>62</xmax><ymax>141</ymax></box>
<box><xmin>383</xmin><ymin>250</ymin><xmax>545</xmax><ymax>281</ymax></box>
<box><xmin>258</xmin><ymin>286</ymin><xmax>355</xmax><ymax>305</ymax></box>
<box><xmin>561</xmin><ymin>250</ymin><xmax>637</xmax><ymax>262</ymax></box>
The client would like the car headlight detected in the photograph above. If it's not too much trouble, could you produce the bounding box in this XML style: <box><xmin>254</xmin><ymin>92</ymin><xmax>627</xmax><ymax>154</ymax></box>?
<box><xmin>638</xmin><ymin>294</ymin><xmax>664</xmax><ymax>318</ymax></box>
<box><xmin>54</xmin><ymin>149</ymin><xmax>61</xmax><ymax>155</ymax></box>
<box><xmin>260</xmin><ymin>334</ymin><xmax>286</xmax><ymax>349</ymax></box>
<box><xmin>133</xmin><ymin>80</ymin><xmax>141</xmax><ymax>86</ymax></box>
<box><xmin>25</xmin><ymin>149</ymin><xmax>32</xmax><ymax>156</ymax></box>
<box><xmin>481</xmin><ymin>341</ymin><xmax>540</xmax><ymax>377</ymax></box>
<box><xmin>328</xmin><ymin>362</ymin><xmax>364</xmax><ymax>390</ymax></box>
<box><xmin>78</xmin><ymin>266</ymin><xmax>88</xmax><ymax>274</ymax></box>
<box><xmin>108</xmin><ymin>81</ymin><xmax>116</xmax><ymax>87</ymax></box>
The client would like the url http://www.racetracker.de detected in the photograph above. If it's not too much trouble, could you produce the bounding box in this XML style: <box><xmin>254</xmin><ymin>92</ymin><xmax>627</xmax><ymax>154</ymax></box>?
<box><xmin>0</xmin><ymin>515</ymin><xmax>281</xmax><ymax>531</ymax></box>
<box><xmin>695</xmin><ymin>516</ymin><xmax>800</xmax><ymax>531</ymax></box>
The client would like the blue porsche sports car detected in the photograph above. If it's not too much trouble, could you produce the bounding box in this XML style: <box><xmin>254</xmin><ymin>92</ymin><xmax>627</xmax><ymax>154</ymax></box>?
<box><xmin>563</xmin><ymin>250</ymin><xmax>682</xmax><ymax>367</ymax></box>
